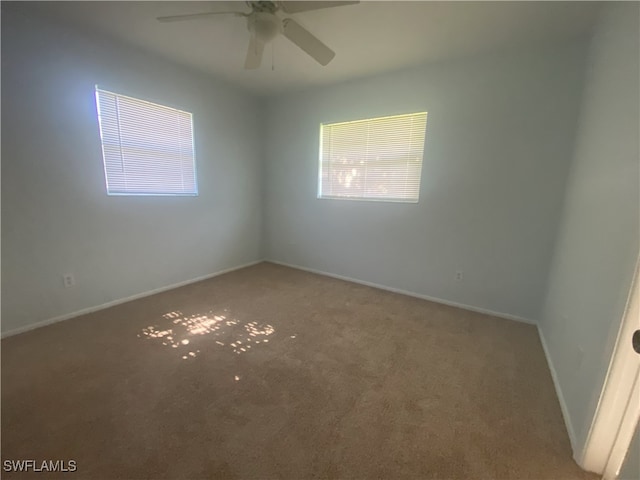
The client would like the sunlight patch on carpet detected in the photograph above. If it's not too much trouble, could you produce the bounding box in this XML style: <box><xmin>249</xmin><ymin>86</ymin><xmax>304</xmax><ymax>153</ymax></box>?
<box><xmin>137</xmin><ymin>309</ymin><xmax>279</xmax><ymax>358</ymax></box>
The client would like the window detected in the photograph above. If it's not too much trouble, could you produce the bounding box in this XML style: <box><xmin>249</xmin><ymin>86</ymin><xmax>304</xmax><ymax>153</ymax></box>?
<box><xmin>95</xmin><ymin>87</ymin><xmax>197</xmax><ymax>196</ymax></box>
<box><xmin>318</xmin><ymin>112</ymin><xmax>427</xmax><ymax>203</ymax></box>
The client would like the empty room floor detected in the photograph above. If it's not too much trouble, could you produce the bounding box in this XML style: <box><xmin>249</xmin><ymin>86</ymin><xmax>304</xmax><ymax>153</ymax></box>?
<box><xmin>1</xmin><ymin>263</ymin><xmax>597</xmax><ymax>479</ymax></box>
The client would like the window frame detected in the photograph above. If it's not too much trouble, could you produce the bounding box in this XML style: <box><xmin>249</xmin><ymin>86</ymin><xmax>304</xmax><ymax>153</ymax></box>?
<box><xmin>94</xmin><ymin>86</ymin><xmax>199</xmax><ymax>197</ymax></box>
<box><xmin>317</xmin><ymin>112</ymin><xmax>428</xmax><ymax>204</ymax></box>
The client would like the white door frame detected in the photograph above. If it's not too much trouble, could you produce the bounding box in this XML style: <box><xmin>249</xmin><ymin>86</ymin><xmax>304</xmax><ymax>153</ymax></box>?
<box><xmin>579</xmin><ymin>255</ymin><xmax>640</xmax><ymax>478</ymax></box>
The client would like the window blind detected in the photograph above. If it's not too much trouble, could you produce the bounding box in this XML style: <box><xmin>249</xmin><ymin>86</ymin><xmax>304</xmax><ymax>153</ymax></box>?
<box><xmin>95</xmin><ymin>88</ymin><xmax>197</xmax><ymax>196</ymax></box>
<box><xmin>319</xmin><ymin>112</ymin><xmax>427</xmax><ymax>202</ymax></box>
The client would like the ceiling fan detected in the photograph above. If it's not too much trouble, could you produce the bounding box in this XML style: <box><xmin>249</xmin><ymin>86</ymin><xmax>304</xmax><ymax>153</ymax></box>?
<box><xmin>157</xmin><ymin>1</ymin><xmax>358</xmax><ymax>69</ymax></box>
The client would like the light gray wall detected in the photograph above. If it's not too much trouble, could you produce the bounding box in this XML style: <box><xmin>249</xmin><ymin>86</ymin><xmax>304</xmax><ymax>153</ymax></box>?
<box><xmin>263</xmin><ymin>39</ymin><xmax>589</xmax><ymax>321</ymax></box>
<box><xmin>539</xmin><ymin>2</ymin><xmax>640</xmax><ymax>453</ymax></box>
<box><xmin>619</xmin><ymin>423</ymin><xmax>640</xmax><ymax>480</ymax></box>
<box><xmin>1</xmin><ymin>8</ymin><xmax>263</xmax><ymax>335</ymax></box>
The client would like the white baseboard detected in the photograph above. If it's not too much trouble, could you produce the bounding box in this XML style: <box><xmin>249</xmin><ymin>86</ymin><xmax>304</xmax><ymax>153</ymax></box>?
<box><xmin>266</xmin><ymin>259</ymin><xmax>535</xmax><ymax>325</ymax></box>
<box><xmin>538</xmin><ymin>326</ymin><xmax>577</xmax><ymax>454</ymax></box>
<box><xmin>1</xmin><ymin>260</ymin><xmax>264</xmax><ymax>339</ymax></box>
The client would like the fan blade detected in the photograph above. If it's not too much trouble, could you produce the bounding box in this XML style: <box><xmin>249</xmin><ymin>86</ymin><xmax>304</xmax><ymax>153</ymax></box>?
<box><xmin>157</xmin><ymin>11</ymin><xmax>244</xmax><ymax>23</ymax></box>
<box><xmin>282</xmin><ymin>18</ymin><xmax>335</xmax><ymax>66</ymax></box>
<box><xmin>281</xmin><ymin>1</ymin><xmax>358</xmax><ymax>14</ymax></box>
<box><xmin>245</xmin><ymin>35</ymin><xmax>265</xmax><ymax>69</ymax></box>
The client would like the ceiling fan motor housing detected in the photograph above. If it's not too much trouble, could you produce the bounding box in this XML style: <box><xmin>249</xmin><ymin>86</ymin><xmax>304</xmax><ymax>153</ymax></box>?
<box><xmin>247</xmin><ymin>12</ymin><xmax>281</xmax><ymax>42</ymax></box>
<box><xmin>247</xmin><ymin>1</ymin><xmax>278</xmax><ymax>13</ymax></box>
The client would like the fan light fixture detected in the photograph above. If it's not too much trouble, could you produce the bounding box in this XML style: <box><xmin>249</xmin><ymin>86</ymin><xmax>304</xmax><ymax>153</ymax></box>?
<box><xmin>248</xmin><ymin>12</ymin><xmax>281</xmax><ymax>43</ymax></box>
<box><xmin>157</xmin><ymin>1</ymin><xmax>359</xmax><ymax>69</ymax></box>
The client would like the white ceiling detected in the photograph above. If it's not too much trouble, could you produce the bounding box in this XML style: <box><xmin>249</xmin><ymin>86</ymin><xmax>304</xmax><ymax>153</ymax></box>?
<box><xmin>16</xmin><ymin>1</ymin><xmax>603</xmax><ymax>96</ymax></box>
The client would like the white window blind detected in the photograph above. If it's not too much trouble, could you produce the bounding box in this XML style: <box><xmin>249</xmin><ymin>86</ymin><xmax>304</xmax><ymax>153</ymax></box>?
<box><xmin>95</xmin><ymin>87</ymin><xmax>197</xmax><ymax>196</ymax></box>
<box><xmin>319</xmin><ymin>112</ymin><xmax>427</xmax><ymax>202</ymax></box>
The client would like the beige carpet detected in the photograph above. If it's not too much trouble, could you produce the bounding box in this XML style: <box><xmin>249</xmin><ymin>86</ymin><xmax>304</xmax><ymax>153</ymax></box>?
<box><xmin>2</xmin><ymin>262</ymin><xmax>597</xmax><ymax>479</ymax></box>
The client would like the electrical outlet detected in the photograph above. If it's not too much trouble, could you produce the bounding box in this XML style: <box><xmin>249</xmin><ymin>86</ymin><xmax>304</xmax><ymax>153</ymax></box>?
<box><xmin>455</xmin><ymin>271</ymin><xmax>463</xmax><ymax>281</ymax></box>
<box><xmin>63</xmin><ymin>273</ymin><xmax>75</xmax><ymax>288</ymax></box>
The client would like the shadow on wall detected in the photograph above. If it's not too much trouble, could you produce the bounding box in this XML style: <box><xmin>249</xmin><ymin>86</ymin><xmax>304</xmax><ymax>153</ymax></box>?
<box><xmin>138</xmin><ymin>309</ymin><xmax>284</xmax><ymax>360</ymax></box>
